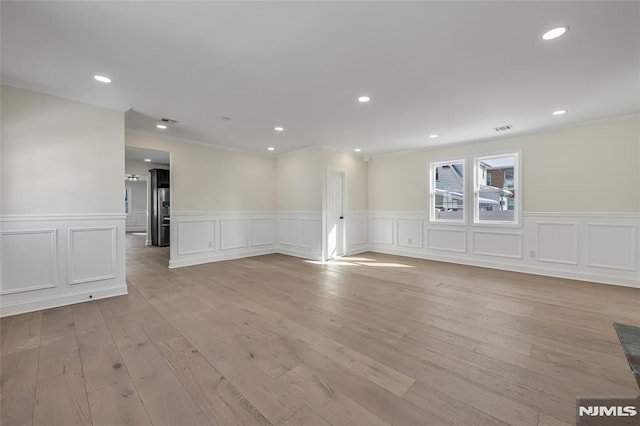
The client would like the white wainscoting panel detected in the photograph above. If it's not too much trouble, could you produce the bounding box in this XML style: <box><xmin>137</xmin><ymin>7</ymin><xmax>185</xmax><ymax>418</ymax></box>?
<box><xmin>220</xmin><ymin>219</ymin><xmax>249</xmax><ymax>250</ymax></box>
<box><xmin>586</xmin><ymin>223</ymin><xmax>636</xmax><ymax>271</ymax></box>
<box><xmin>69</xmin><ymin>227</ymin><xmax>117</xmax><ymax>284</ymax></box>
<box><xmin>536</xmin><ymin>222</ymin><xmax>578</xmax><ymax>265</ymax></box>
<box><xmin>370</xmin><ymin>217</ymin><xmax>394</xmax><ymax>245</ymax></box>
<box><xmin>278</xmin><ymin>218</ymin><xmax>299</xmax><ymax>246</ymax></box>
<box><xmin>177</xmin><ymin>219</ymin><xmax>216</xmax><ymax>255</ymax></box>
<box><xmin>368</xmin><ymin>211</ymin><xmax>639</xmax><ymax>288</ymax></box>
<box><xmin>427</xmin><ymin>229</ymin><xmax>467</xmax><ymax>253</ymax></box>
<box><xmin>472</xmin><ymin>231</ymin><xmax>522</xmax><ymax>259</ymax></box>
<box><xmin>170</xmin><ymin>212</ymin><xmax>279</xmax><ymax>268</ymax></box>
<box><xmin>251</xmin><ymin>218</ymin><xmax>276</xmax><ymax>247</ymax></box>
<box><xmin>397</xmin><ymin>218</ymin><xmax>423</xmax><ymax>249</ymax></box>
<box><xmin>300</xmin><ymin>219</ymin><xmax>321</xmax><ymax>250</ymax></box>
<box><xmin>276</xmin><ymin>212</ymin><xmax>322</xmax><ymax>260</ymax></box>
<box><xmin>0</xmin><ymin>214</ymin><xmax>126</xmax><ymax>317</ymax></box>
<box><xmin>1</xmin><ymin>229</ymin><xmax>58</xmax><ymax>294</ymax></box>
<box><xmin>346</xmin><ymin>212</ymin><xmax>368</xmax><ymax>255</ymax></box>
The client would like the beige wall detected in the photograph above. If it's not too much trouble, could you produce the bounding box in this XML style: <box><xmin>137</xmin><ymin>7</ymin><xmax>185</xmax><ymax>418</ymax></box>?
<box><xmin>126</xmin><ymin>133</ymin><xmax>276</xmax><ymax>211</ymax></box>
<box><xmin>368</xmin><ymin>117</ymin><xmax>640</xmax><ymax>213</ymax></box>
<box><xmin>1</xmin><ymin>85</ymin><xmax>124</xmax><ymax>215</ymax></box>
<box><xmin>276</xmin><ymin>147</ymin><xmax>323</xmax><ymax>211</ymax></box>
<box><xmin>322</xmin><ymin>148</ymin><xmax>368</xmax><ymax>211</ymax></box>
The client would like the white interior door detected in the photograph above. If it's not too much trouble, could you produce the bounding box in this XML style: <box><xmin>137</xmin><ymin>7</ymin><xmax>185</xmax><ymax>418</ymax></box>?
<box><xmin>326</xmin><ymin>170</ymin><xmax>344</xmax><ymax>259</ymax></box>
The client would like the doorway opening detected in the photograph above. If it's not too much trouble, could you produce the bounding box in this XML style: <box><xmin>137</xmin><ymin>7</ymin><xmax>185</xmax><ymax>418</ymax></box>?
<box><xmin>326</xmin><ymin>169</ymin><xmax>345</xmax><ymax>260</ymax></box>
<box><xmin>124</xmin><ymin>146</ymin><xmax>171</xmax><ymax>265</ymax></box>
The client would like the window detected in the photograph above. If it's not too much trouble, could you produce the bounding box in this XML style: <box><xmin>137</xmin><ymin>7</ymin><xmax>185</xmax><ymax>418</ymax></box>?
<box><xmin>473</xmin><ymin>153</ymin><xmax>519</xmax><ymax>224</ymax></box>
<box><xmin>430</xmin><ymin>159</ymin><xmax>465</xmax><ymax>223</ymax></box>
<box><xmin>124</xmin><ymin>187</ymin><xmax>131</xmax><ymax>215</ymax></box>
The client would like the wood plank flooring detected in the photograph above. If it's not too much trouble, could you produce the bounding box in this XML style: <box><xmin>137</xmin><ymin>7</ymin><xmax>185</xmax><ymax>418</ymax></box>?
<box><xmin>1</xmin><ymin>233</ymin><xmax>639</xmax><ymax>425</ymax></box>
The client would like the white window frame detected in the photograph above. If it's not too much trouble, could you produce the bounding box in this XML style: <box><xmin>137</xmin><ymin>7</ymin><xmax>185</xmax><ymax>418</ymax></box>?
<box><xmin>473</xmin><ymin>152</ymin><xmax>521</xmax><ymax>226</ymax></box>
<box><xmin>429</xmin><ymin>159</ymin><xmax>467</xmax><ymax>224</ymax></box>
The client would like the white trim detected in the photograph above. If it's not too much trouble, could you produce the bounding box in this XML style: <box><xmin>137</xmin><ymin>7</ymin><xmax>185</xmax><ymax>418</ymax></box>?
<box><xmin>536</xmin><ymin>221</ymin><xmax>579</xmax><ymax>265</ymax></box>
<box><xmin>427</xmin><ymin>228</ymin><xmax>468</xmax><ymax>253</ymax></box>
<box><xmin>368</xmin><ymin>210</ymin><xmax>639</xmax><ymax>288</ymax></box>
<box><xmin>220</xmin><ymin>218</ymin><xmax>249</xmax><ymax>251</ymax></box>
<box><xmin>68</xmin><ymin>226</ymin><xmax>118</xmax><ymax>284</ymax></box>
<box><xmin>169</xmin><ymin>247</ymin><xmax>277</xmax><ymax>268</ymax></box>
<box><xmin>0</xmin><ymin>213</ymin><xmax>126</xmax><ymax>222</ymax></box>
<box><xmin>0</xmin><ymin>284</ymin><xmax>127</xmax><ymax>318</ymax></box>
<box><xmin>429</xmin><ymin>158</ymin><xmax>467</xmax><ymax>225</ymax></box>
<box><xmin>0</xmin><ymin>229</ymin><xmax>58</xmax><ymax>295</ymax></box>
<box><xmin>175</xmin><ymin>219</ymin><xmax>216</xmax><ymax>255</ymax></box>
<box><xmin>172</xmin><ymin>210</ymin><xmax>278</xmax><ymax>217</ymax></box>
<box><xmin>473</xmin><ymin>151</ymin><xmax>521</xmax><ymax>227</ymax></box>
<box><xmin>525</xmin><ymin>212</ymin><xmax>640</xmax><ymax>218</ymax></box>
<box><xmin>369</xmin><ymin>246</ymin><xmax>639</xmax><ymax>288</ymax></box>
<box><xmin>471</xmin><ymin>230</ymin><xmax>523</xmax><ymax>259</ymax></box>
<box><xmin>585</xmin><ymin>223</ymin><xmax>637</xmax><ymax>271</ymax></box>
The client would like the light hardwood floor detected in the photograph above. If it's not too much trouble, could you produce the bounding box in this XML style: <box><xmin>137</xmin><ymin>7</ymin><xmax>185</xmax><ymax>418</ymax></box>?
<box><xmin>1</xmin><ymin>233</ymin><xmax>639</xmax><ymax>425</ymax></box>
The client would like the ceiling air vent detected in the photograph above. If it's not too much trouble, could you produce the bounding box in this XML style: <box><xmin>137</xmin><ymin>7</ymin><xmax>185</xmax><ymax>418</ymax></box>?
<box><xmin>494</xmin><ymin>125</ymin><xmax>513</xmax><ymax>132</ymax></box>
<box><xmin>161</xmin><ymin>117</ymin><xmax>179</xmax><ymax>124</ymax></box>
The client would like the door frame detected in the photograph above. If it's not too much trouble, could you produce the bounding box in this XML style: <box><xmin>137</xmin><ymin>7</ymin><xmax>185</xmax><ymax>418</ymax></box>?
<box><xmin>323</xmin><ymin>168</ymin><xmax>347</xmax><ymax>261</ymax></box>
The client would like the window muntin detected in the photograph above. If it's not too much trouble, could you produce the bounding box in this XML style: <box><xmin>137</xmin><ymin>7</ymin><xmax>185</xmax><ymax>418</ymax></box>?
<box><xmin>474</xmin><ymin>154</ymin><xmax>518</xmax><ymax>224</ymax></box>
<box><xmin>430</xmin><ymin>160</ymin><xmax>465</xmax><ymax>223</ymax></box>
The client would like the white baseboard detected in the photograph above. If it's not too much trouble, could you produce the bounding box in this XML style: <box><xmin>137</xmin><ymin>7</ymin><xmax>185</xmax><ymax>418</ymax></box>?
<box><xmin>169</xmin><ymin>247</ymin><xmax>276</xmax><ymax>268</ymax></box>
<box><xmin>277</xmin><ymin>245</ymin><xmax>322</xmax><ymax>261</ymax></box>
<box><xmin>0</xmin><ymin>283</ymin><xmax>127</xmax><ymax>317</ymax></box>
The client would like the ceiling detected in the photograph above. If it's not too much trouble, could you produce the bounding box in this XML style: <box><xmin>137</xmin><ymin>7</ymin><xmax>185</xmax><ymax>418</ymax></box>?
<box><xmin>2</xmin><ymin>1</ymin><xmax>639</xmax><ymax>156</ymax></box>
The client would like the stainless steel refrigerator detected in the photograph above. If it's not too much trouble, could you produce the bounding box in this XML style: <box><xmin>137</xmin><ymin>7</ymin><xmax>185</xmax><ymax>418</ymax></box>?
<box><xmin>150</xmin><ymin>169</ymin><xmax>170</xmax><ymax>247</ymax></box>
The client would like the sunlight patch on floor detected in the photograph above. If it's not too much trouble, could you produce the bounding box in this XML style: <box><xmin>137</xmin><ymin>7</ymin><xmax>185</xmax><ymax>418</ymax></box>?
<box><xmin>304</xmin><ymin>258</ymin><xmax>414</xmax><ymax>268</ymax></box>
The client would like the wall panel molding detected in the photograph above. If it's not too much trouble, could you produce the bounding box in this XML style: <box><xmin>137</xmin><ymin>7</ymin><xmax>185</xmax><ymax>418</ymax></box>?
<box><xmin>536</xmin><ymin>221</ymin><xmax>578</xmax><ymax>265</ymax></box>
<box><xmin>1</xmin><ymin>214</ymin><xmax>126</xmax><ymax>317</ymax></box>
<box><xmin>68</xmin><ymin>226</ymin><xmax>117</xmax><ymax>284</ymax></box>
<box><xmin>176</xmin><ymin>219</ymin><xmax>216</xmax><ymax>255</ymax></box>
<box><xmin>472</xmin><ymin>231</ymin><xmax>522</xmax><ymax>259</ymax></box>
<box><xmin>220</xmin><ymin>218</ymin><xmax>249</xmax><ymax>250</ymax></box>
<box><xmin>277</xmin><ymin>211</ymin><xmax>322</xmax><ymax>261</ymax></box>
<box><xmin>368</xmin><ymin>211</ymin><xmax>640</xmax><ymax>288</ymax></box>
<box><xmin>586</xmin><ymin>223</ymin><xmax>636</xmax><ymax>271</ymax></box>
<box><xmin>1</xmin><ymin>229</ymin><xmax>58</xmax><ymax>295</ymax></box>
<box><xmin>251</xmin><ymin>218</ymin><xmax>276</xmax><ymax>247</ymax></box>
<box><xmin>427</xmin><ymin>228</ymin><xmax>467</xmax><ymax>253</ymax></box>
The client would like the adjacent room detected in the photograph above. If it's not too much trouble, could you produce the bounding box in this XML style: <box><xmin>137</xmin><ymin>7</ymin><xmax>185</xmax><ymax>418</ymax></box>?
<box><xmin>1</xmin><ymin>1</ymin><xmax>639</xmax><ymax>425</ymax></box>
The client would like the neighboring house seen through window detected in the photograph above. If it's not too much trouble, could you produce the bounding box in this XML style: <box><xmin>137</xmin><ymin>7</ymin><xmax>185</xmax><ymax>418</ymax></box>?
<box><xmin>429</xmin><ymin>153</ymin><xmax>520</xmax><ymax>225</ymax></box>
<box><xmin>474</xmin><ymin>153</ymin><xmax>518</xmax><ymax>224</ymax></box>
<box><xmin>429</xmin><ymin>160</ymin><xmax>465</xmax><ymax>223</ymax></box>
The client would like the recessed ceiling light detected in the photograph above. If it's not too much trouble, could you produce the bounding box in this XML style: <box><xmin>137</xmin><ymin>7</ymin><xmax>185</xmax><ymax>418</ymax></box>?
<box><xmin>268</xmin><ymin>147</ymin><xmax>275</xmax><ymax>151</ymax></box>
<box><xmin>144</xmin><ymin>158</ymin><xmax>151</xmax><ymax>162</ymax></box>
<box><xmin>93</xmin><ymin>75</ymin><xmax>111</xmax><ymax>83</ymax></box>
<box><xmin>274</xmin><ymin>126</ymin><xmax>284</xmax><ymax>132</ymax></box>
<box><xmin>358</xmin><ymin>96</ymin><xmax>371</xmax><ymax>103</ymax></box>
<box><xmin>429</xmin><ymin>134</ymin><xmax>439</xmax><ymax>139</ymax></box>
<box><xmin>552</xmin><ymin>109</ymin><xmax>567</xmax><ymax>115</ymax></box>
<box><xmin>542</xmin><ymin>26</ymin><xmax>568</xmax><ymax>41</ymax></box>
<box><xmin>156</xmin><ymin>124</ymin><xmax>167</xmax><ymax>129</ymax></box>
<box><xmin>354</xmin><ymin>148</ymin><xmax>362</xmax><ymax>152</ymax></box>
